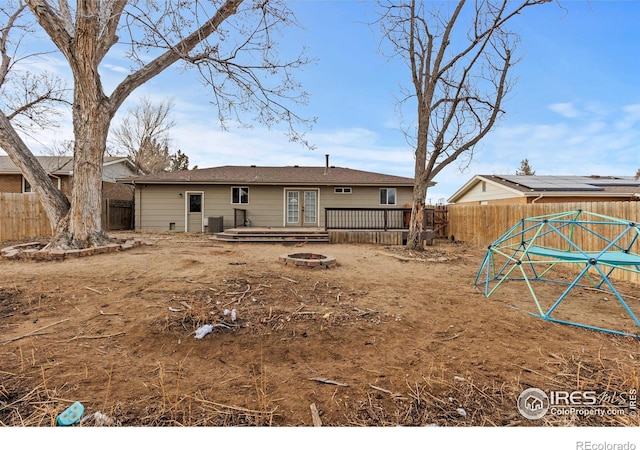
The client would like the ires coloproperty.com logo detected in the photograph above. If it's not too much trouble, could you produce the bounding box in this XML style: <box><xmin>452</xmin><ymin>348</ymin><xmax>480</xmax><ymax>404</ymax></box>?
<box><xmin>517</xmin><ymin>387</ymin><xmax>637</xmax><ymax>420</ymax></box>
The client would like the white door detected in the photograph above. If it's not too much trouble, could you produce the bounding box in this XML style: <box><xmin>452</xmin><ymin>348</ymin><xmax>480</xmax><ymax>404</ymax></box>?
<box><xmin>286</xmin><ymin>190</ymin><xmax>317</xmax><ymax>227</ymax></box>
<box><xmin>303</xmin><ymin>191</ymin><xmax>317</xmax><ymax>225</ymax></box>
<box><xmin>187</xmin><ymin>193</ymin><xmax>203</xmax><ymax>232</ymax></box>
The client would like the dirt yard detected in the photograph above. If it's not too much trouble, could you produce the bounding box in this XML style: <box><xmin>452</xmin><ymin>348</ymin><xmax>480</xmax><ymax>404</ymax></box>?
<box><xmin>1</xmin><ymin>232</ymin><xmax>639</xmax><ymax>427</ymax></box>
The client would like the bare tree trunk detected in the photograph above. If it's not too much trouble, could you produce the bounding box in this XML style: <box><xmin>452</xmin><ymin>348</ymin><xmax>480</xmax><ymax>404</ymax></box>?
<box><xmin>0</xmin><ymin>113</ymin><xmax>70</xmax><ymax>232</ymax></box>
<box><xmin>407</xmin><ymin>181</ymin><xmax>428</xmax><ymax>251</ymax></box>
<box><xmin>44</xmin><ymin>0</ymin><xmax>114</xmax><ymax>249</ymax></box>
<box><xmin>49</xmin><ymin>107</ymin><xmax>112</xmax><ymax>248</ymax></box>
<box><xmin>406</xmin><ymin>113</ymin><xmax>430</xmax><ymax>250</ymax></box>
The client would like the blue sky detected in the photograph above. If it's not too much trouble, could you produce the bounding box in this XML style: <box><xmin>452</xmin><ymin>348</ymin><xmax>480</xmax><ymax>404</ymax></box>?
<box><xmin>4</xmin><ymin>1</ymin><xmax>640</xmax><ymax>203</ymax></box>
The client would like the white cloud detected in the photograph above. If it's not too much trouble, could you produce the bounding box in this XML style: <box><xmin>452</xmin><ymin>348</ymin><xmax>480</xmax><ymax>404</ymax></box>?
<box><xmin>169</xmin><ymin>119</ymin><xmax>416</xmax><ymax>177</ymax></box>
<box><xmin>102</xmin><ymin>63</ymin><xmax>129</xmax><ymax>74</ymax></box>
<box><xmin>615</xmin><ymin>103</ymin><xmax>640</xmax><ymax>130</ymax></box>
<box><xmin>548</xmin><ymin>102</ymin><xmax>580</xmax><ymax>118</ymax></box>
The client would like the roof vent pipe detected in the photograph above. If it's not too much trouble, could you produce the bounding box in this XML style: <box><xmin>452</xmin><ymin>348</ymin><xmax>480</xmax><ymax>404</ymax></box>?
<box><xmin>325</xmin><ymin>154</ymin><xmax>329</xmax><ymax>174</ymax></box>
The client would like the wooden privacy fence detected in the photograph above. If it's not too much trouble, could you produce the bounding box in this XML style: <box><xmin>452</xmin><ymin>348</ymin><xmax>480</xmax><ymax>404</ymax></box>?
<box><xmin>0</xmin><ymin>193</ymin><xmax>51</xmax><ymax>241</ymax></box>
<box><xmin>449</xmin><ymin>202</ymin><xmax>640</xmax><ymax>247</ymax></box>
<box><xmin>431</xmin><ymin>204</ymin><xmax>449</xmax><ymax>238</ymax></box>
<box><xmin>0</xmin><ymin>193</ymin><xmax>133</xmax><ymax>241</ymax></box>
<box><xmin>102</xmin><ymin>199</ymin><xmax>134</xmax><ymax>231</ymax></box>
<box><xmin>449</xmin><ymin>201</ymin><xmax>640</xmax><ymax>283</ymax></box>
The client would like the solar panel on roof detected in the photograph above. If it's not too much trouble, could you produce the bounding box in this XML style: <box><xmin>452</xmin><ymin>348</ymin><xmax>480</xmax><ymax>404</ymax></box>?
<box><xmin>586</xmin><ymin>177</ymin><xmax>640</xmax><ymax>187</ymax></box>
<box><xmin>498</xmin><ymin>175</ymin><xmax>602</xmax><ymax>191</ymax></box>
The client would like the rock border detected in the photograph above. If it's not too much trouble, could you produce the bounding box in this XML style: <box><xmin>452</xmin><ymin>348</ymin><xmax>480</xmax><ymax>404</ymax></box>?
<box><xmin>279</xmin><ymin>252</ymin><xmax>337</xmax><ymax>269</ymax></box>
<box><xmin>1</xmin><ymin>238</ymin><xmax>147</xmax><ymax>261</ymax></box>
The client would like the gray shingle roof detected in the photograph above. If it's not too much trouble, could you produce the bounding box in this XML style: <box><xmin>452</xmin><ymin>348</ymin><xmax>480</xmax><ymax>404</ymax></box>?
<box><xmin>0</xmin><ymin>156</ymin><xmax>130</xmax><ymax>174</ymax></box>
<box><xmin>120</xmin><ymin>165</ymin><xmax>415</xmax><ymax>186</ymax></box>
<box><xmin>0</xmin><ymin>156</ymin><xmax>73</xmax><ymax>174</ymax></box>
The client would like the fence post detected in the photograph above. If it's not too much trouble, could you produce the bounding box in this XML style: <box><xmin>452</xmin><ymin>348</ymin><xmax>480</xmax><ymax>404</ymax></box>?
<box><xmin>106</xmin><ymin>198</ymin><xmax>111</xmax><ymax>231</ymax></box>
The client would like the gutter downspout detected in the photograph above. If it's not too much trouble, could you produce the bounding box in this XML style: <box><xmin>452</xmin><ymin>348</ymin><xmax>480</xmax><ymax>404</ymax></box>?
<box><xmin>130</xmin><ymin>179</ymin><xmax>138</xmax><ymax>231</ymax></box>
<box><xmin>531</xmin><ymin>194</ymin><xmax>544</xmax><ymax>204</ymax></box>
<box><xmin>49</xmin><ymin>173</ymin><xmax>61</xmax><ymax>190</ymax></box>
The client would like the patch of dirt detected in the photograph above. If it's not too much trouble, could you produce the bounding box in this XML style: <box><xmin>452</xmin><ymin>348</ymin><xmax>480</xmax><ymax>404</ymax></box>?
<box><xmin>0</xmin><ymin>233</ymin><xmax>639</xmax><ymax>427</ymax></box>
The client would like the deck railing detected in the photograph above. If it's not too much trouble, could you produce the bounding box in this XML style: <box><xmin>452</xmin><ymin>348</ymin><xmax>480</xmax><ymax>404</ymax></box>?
<box><xmin>325</xmin><ymin>207</ymin><xmax>409</xmax><ymax>230</ymax></box>
<box><xmin>325</xmin><ymin>207</ymin><xmax>435</xmax><ymax>231</ymax></box>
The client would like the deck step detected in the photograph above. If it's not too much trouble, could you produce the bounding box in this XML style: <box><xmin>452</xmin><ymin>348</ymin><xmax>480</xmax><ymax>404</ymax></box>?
<box><xmin>211</xmin><ymin>230</ymin><xmax>329</xmax><ymax>243</ymax></box>
<box><xmin>212</xmin><ymin>237</ymin><xmax>330</xmax><ymax>243</ymax></box>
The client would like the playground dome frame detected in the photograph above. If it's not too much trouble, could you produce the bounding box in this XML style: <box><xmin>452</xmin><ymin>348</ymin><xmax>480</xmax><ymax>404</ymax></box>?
<box><xmin>474</xmin><ymin>210</ymin><xmax>640</xmax><ymax>337</ymax></box>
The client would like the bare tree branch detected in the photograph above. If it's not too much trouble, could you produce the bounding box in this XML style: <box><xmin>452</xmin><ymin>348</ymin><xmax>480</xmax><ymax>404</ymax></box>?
<box><xmin>109</xmin><ymin>0</ymin><xmax>245</xmax><ymax>113</ymax></box>
<box><xmin>1</xmin><ymin>0</ymin><xmax>312</xmax><ymax>249</ymax></box>
<box><xmin>110</xmin><ymin>96</ymin><xmax>176</xmax><ymax>174</ymax></box>
<box><xmin>0</xmin><ymin>1</ymin><xmax>28</xmax><ymax>87</ymax></box>
<box><xmin>0</xmin><ymin>0</ymin><xmax>70</xmax><ymax>226</ymax></box>
<box><xmin>24</xmin><ymin>0</ymin><xmax>75</xmax><ymax>60</ymax></box>
<box><xmin>96</xmin><ymin>0</ymin><xmax>127</xmax><ymax>61</ymax></box>
<box><xmin>374</xmin><ymin>0</ymin><xmax>554</xmax><ymax>250</ymax></box>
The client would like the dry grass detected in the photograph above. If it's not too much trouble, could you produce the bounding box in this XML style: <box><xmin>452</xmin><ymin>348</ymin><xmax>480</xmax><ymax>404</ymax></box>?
<box><xmin>3</xmin><ymin>338</ymin><xmax>636</xmax><ymax>426</ymax></box>
<box><xmin>152</xmin><ymin>272</ymin><xmax>386</xmax><ymax>339</ymax></box>
<box><xmin>1</xmin><ymin>237</ymin><xmax>638</xmax><ymax>427</ymax></box>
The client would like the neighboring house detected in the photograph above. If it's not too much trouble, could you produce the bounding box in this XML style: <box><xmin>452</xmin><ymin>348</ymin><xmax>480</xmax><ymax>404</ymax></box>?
<box><xmin>0</xmin><ymin>155</ymin><xmax>137</xmax><ymax>201</ymax></box>
<box><xmin>448</xmin><ymin>175</ymin><xmax>640</xmax><ymax>205</ymax></box>
<box><xmin>120</xmin><ymin>160</ymin><xmax>420</xmax><ymax>232</ymax></box>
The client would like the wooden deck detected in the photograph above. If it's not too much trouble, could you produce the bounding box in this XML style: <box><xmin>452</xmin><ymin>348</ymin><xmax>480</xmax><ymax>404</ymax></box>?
<box><xmin>328</xmin><ymin>229</ymin><xmax>407</xmax><ymax>245</ymax></box>
<box><xmin>210</xmin><ymin>227</ymin><xmax>330</xmax><ymax>243</ymax></box>
<box><xmin>209</xmin><ymin>227</ymin><xmax>424</xmax><ymax>245</ymax></box>
<box><xmin>211</xmin><ymin>226</ymin><xmax>440</xmax><ymax>246</ymax></box>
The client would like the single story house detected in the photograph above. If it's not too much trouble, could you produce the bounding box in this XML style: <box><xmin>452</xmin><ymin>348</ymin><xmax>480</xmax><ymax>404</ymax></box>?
<box><xmin>120</xmin><ymin>159</ymin><xmax>422</xmax><ymax>232</ymax></box>
<box><xmin>448</xmin><ymin>175</ymin><xmax>640</xmax><ymax>205</ymax></box>
<box><xmin>0</xmin><ymin>155</ymin><xmax>137</xmax><ymax>201</ymax></box>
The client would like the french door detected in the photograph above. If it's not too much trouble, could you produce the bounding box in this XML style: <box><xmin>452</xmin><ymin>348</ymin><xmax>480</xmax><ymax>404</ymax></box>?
<box><xmin>286</xmin><ymin>190</ymin><xmax>318</xmax><ymax>226</ymax></box>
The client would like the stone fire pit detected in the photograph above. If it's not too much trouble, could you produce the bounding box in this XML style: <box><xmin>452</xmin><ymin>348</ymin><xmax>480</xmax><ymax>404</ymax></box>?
<box><xmin>279</xmin><ymin>252</ymin><xmax>337</xmax><ymax>268</ymax></box>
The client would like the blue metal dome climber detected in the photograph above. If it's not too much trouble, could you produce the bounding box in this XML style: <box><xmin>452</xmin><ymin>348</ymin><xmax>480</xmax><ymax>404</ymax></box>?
<box><xmin>474</xmin><ymin>210</ymin><xmax>640</xmax><ymax>337</ymax></box>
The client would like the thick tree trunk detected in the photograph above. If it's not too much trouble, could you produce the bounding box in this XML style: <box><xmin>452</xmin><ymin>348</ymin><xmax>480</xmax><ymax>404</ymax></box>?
<box><xmin>47</xmin><ymin>81</ymin><xmax>114</xmax><ymax>248</ymax></box>
<box><xmin>47</xmin><ymin>4</ymin><xmax>115</xmax><ymax>250</ymax></box>
<box><xmin>406</xmin><ymin>180</ymin><xmax>428</xmax><ymax>251</ymax></box>
<box><xmin>406</xmin><ymin>110</ymin><xmax>430</xmax><ymax>251</ymax></box>
<box><xmin>0</xmin><ymin>113</ymin><xmax>70</xmax><ymax>231</ymax></box>
<box><xmin>48</xmin><ymin>113</ymin><xmax>113</xmax><ymax>249</ymax></box>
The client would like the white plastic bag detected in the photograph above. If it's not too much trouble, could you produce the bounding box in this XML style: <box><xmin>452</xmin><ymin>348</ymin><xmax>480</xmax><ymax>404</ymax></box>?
<box><xmin>194</xmin><ymin>324</ymin><xmax>214</xmax><ymax>339</ymax></box>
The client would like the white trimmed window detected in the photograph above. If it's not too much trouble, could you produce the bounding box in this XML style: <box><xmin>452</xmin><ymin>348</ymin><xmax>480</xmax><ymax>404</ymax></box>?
<box><xmin>334</xmin><ymin>187</ymin><xmax>352</xmax><ymax>194</ymax></box>
<box><xmin>231</xmin><ymin>186</ymin><xmax>249</xmax><ymax>204</ymax></box>
<box><xmin>379</xmin><ymin>188</ymin><xmax>396</xmax><ymax>205</ymax></box>
<box><xmin>22</xmin><ymin>177</ymin><xmax>33</xmax><ymax>193</ymax></box>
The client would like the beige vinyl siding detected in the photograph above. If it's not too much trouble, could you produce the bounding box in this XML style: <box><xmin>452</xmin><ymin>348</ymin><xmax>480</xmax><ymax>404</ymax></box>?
<box><xmin>240</xmin><ymin>186</ymin><xmax>283</xmax><ymax>226</ymax></box>
<box><xmin>319</xmin><ymin>186</ymin><xmax>413</xmax><ymax>208</ymax></box>
<box><xmin>135</xmin><ymin>184</ymin><xmax>414</xmax><ymax>231</ymax></box>
<box><xmin>136</xmin><ymin>185</ymin><xmax>247</xmax><ymax>231</ymax></box>
<box><xmin>136</xmin><ymin>185</ymin><xmax>292</xmax><ymax>230</ymax></box>
<box><xmin>135</xmin><ymin>185</ymin><xmax>187</xmax><ymax>231</ymax></box>
<box><xmin>204</xmin><ymin>185</ymin><xmax>237</xmax><ymax>228</ymax></box>
<box><xmin>456</xmin><ymin>180</ymin><xmax>521</xmax><ymax>203</ymax></box>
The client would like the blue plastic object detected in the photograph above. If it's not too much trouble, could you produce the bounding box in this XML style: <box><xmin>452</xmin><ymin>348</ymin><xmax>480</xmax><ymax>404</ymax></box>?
<box><xmin>56</xmin><ymin>401</ymin><xmax>84</xmax><ymax>426</ymax></box>
<box><xmin>474</xmin><ymin>210</ymin><xmax>640</xmax><ymax>337</ymax></box>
